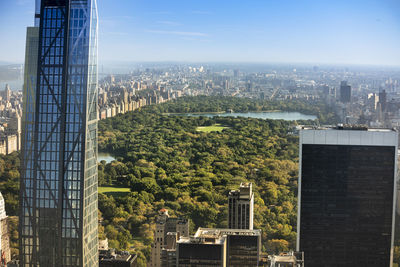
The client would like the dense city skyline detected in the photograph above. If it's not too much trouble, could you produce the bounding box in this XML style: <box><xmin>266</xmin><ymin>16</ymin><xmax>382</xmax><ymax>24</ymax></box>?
<box><xmin>0</xmin><ymin>0</ymin><xmax>400</xmax><ymax>66</ymax></box>
<box><xmin>0</xmin><ymin>0</ymin><xmax>400</xmax><ymax>266</ymax></box>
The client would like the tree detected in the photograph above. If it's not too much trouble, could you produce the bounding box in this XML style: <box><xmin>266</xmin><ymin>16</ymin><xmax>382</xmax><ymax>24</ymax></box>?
<box><xmin>267</xmin><ymin>239</ymin><xmax>289</xmax><ymax>254</ymax></box>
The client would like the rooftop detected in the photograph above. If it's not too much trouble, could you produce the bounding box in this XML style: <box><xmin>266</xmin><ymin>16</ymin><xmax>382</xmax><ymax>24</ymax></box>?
<box><xmin>300</xmin><ymin>125</ymin><xmax>398</xmax><ymax>147</ymax></box>
<box><xmin>240</xmin><ymin>182</ymin><xmax>251</xmax><ymax>188</ymax></box>
<box><xmin>99</xmin><ymin>250</ymin><xmax>137</xmax><ymax>263</ymax></box>
<box><xmin>301</xmin><ymin>124</ymin><xmax>395</xmax><ymax>132</ymax></box>
<box><xmin>177</xmin><ymin>235</ymin><xmax>226</xmax><ymax>245</ymax></box>
<box><xmin>195</xmin><ymin>228</ymin><xmax>261</xmax><ymax>238</ymax></box>
<box><xmin>229</xmin><ymin>182</ymin><xmax>253</xmax><ymax>199</ymax></box>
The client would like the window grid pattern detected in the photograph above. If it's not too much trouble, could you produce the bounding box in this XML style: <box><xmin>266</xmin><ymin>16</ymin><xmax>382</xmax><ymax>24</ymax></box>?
<box><xmin>21</xmin><ymin>5</ymin><xmax>67</xmax><ymax>266</ymax></box>
<box><xmin>227</xmin><ymin>235</ymin><xmax>259</xmax><ymax>267</ymax></box>
<box><xmin>20</xmin><ymin>0</ymin><xmax>98</xmax><ymax>266</ymax></box>
<box><xmin>300</xmin><ymin>144</ymin><xmax>395</xmax><ymax>267</ymax></box>
<box><xmin>83</xmin><ymin>0</ymin><xmax>99</xmax><ymax>263</ymax></box>
<box><xmin>20</xmin><ymin>26</ymin><xmax>39</xmax><ymax>267</ymax></box>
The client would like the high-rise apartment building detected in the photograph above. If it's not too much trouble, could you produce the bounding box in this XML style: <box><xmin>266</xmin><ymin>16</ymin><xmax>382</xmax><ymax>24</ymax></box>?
<box><xmin>150</xmin><ymin>209</ymin><xmax>189</xmax><ymax>267</ymax></box>
<box><xmin>340</xmin><ymin>81</ymin><xmax>351</xmax><ymax>103</ymax></box>
<box><xmin>298</xmin><ymin>127</ymin><xmax>398</xmax><ymax>267</ymax></box>
<box><xmin>19</xmin><ymin>0</ymin><xmax>99</xmax><ymax>266</ymax></box>
<box><xmin>367</xmin><ymin>93</ymin><xmax>379</xmax><ymax>110</ymax></box>
<box><xmin>3</xmin><ymin>85</ymin><xmax>11</xmax><ymax>103</ymax></box>
<box><xmin>379</xmin><ymin>89</ymin><xmax>388</xmax><ymax>112</ymax></box>
<box><xmin>160</xmin><ymin>232</ymin><xmax>178</xmax><ymax>267</ymax></box>
<box><xmin>233</xmin><ymin>69</ymin><xmax>240</xmax><ymax>78</ymax></box>
<box><xmin>228</xmin><ymin>182</ymin><xmax>254</xmax><ymax>230</ymax></box>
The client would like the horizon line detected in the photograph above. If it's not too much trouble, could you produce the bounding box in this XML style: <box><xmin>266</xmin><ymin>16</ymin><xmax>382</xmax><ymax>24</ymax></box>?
<box><xmin>2</xmin><ymin>60</ymin><xmax>400</xmax><ymax>69</ymax></box>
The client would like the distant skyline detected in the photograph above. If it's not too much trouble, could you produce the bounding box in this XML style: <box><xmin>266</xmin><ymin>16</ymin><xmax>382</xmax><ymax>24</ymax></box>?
<box><xmin>0</xmin><ymin>0</ymin><xmax>400</xmax><ymax>66</ymax></box>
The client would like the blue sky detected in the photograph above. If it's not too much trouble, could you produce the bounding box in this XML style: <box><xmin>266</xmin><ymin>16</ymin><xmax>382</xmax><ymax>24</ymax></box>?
<box><xmin>0</xmin><ymin>0</ymin><xmax>399</xmax><ymax>65</ymax></box>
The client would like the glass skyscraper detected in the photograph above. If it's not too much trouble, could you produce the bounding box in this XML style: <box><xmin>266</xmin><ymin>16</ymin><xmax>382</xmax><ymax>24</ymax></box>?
<box><xmin>19</xmin><ymin>0</ymin><xmax>98</xmax><ymax>266</ymax></box>
<box><xmin>298</xmin><ymin>127</ymin><xmax>398</xmax><ymax>267</ymax></box>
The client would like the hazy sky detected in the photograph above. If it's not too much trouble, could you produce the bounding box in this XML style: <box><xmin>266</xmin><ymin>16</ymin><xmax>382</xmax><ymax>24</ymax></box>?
<box><xmin>0</xmin><ymin>0</ymin><xmax>399</xmax><ymax>66</ymax></box>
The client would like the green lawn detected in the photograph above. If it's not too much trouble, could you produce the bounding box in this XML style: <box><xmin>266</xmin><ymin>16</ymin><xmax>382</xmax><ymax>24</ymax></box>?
<box><xmin>99</xmin><ymin>186</ymin><xmax>130</xmax><ymax>198</ymax></box>
<box><xmin>196</xmin><ymin>124</ymin><xmax>229</xmax><ymax>132</ymax></box>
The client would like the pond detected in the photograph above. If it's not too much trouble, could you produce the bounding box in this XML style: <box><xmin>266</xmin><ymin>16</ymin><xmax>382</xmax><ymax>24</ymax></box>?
<box><xmin>98</xmin><ymin>152</ymin><xmax>116</xmax><ymax>163</ymax></box>
<box><xmin>183</xmin><ymin>111</ymin><xmax>317</xmax><ymax>121</ymax></box>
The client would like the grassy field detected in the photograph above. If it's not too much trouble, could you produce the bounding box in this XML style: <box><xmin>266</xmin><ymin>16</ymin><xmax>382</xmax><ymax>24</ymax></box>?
<box><xmin>99</xmin><ymin>186</ymin><xmax>130</xmax><ymax>198</ymax></box>
<box><xmin>196</xmin><ymin>124</ymin><xmax>229</xmax><ymax>132</ymax></box>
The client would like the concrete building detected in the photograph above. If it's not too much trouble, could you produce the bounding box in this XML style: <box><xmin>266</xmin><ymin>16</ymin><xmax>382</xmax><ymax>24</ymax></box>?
<box><xmin>7</xmin><ymin>112</ymin><xmax>21</xmax><ymax>151</ymax></box>
<box><xmin>267</xmin><ymin>252</ymin><xmax>304</xmax><ymax>267</ymax></box>
<box><xmin>150</xmin><ymin>209</ymin><xmax>189</xmax><ymax>267</ymax></box>
<box><xmin>2</xmin><ymin>85</ymin><xmax>11</xmax><ymax>103</ymax></box>
<box><xmin>0</xmin><ymin>111</ymin><xmax>22</xmax><ymax>155</ymax></box>
<box><xmin>0</xmin><ymin>134</ymin><xmax>18</xmax><ymax>155</ymax></box>
<box><xmin>228</xmin><ymin>182</ymin><xmax>254</xmax><ymax>230</ymax></box>
<box><xmin>0</xmin><ymin>192</ymin><xmax>10</xmax><ymax>265</ymax></box>
<box><xmin>161</xmin><ymin>232</ymin><xmax>178</xmax><ymax>267</ymax></box>
<box><xmin>368</xmin><ymin>93</ymin><xmax>379</xmax><ymax>111</ymax></box>
<box><xmin>0</xmin><ymin>141</ymin><xmax>4</xmax><ymax>155</ymax></box>
<box><xmin>99</xmin><ymin>249</ymin><xmax>137</xmax><ymax>267</ymax></box>
<box><xmin>298</xmin><ymin>126</ymin><xmax>398</xmax><ymax>267</ymax></box>
<box><xmin>99</xmin><ymin>239</ymin><xmax>109</xmax><ymax>251</ymax></box>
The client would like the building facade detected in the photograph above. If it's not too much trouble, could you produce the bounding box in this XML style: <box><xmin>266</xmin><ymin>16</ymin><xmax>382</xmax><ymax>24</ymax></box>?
<box><xmin>0</xmin><ymin>135</ymin><xmax>18</xmax><ymax>155</ymax></box>
<box><xmin>177</xmin><ymin>236</ymin><xmax>227</xmax><ymax>267</ymax></box>
<box><xmin>99</xmin><ymin>249</ymin><xmax>137</xmax><ymax>267</ymax></box>
<box><xmin>0</xmin><ymin>192</ymin><xmax>11</xmax><ymax>265</ymax></box>
<box><xmin>228</xmin><ymin>182</ymin><xmax>254</xmax><ymax>230</ymax></box>
<box><xmin>227</xmin><ymin>232</ymin><xmax>260</xmax><ymax>266</ymax></box>
<box><xmin>160</xmin><ymin>232</ymin><xmax>178</xmax><ymax>267</ymax></box>
<box><xmin>150</xmin><ymin>209</ymin><xmax>189</xmax><ymax>267</ymax></box>
<box><xmin>176</xmin><ymin>228</ymin><xmax>261</xmax><ymax>267</ymax></box>
<box><xmin>298</xmin><ymin>127</ymin><xmax>398</xmax><ymax>267</ymax></box>
<box><xmin>19</xmin><ymin>0</ymin><xmax>99</xmax><ymax>266</ymax></box>
<box><xmin>266</xmin><ymin>252</ymin><xmax>304</xmax><ymax>267</ymax></box>
<box><xmin>340</xmin><ymin>81</ymin><xmax>351</xmax><ymax>103</ymax></box>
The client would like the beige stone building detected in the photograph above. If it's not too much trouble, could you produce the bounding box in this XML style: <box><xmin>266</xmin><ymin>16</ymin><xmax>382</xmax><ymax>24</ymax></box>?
<box><xmin>0</xmin><ymin>192</ymin><xmax>10</xmax><ymax>265</ymax></box>
<box><xmin>149</xmin><ymin>209</ymin><xmax>189</xmax><ymax>267</ymax></box>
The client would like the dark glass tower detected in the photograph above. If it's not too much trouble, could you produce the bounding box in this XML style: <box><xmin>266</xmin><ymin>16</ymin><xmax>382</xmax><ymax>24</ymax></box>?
<box><xmin>298</xmin><ymin>128</ymin><xmax>398</xmax><ymax>267</ymax></box>
<box><xmin>19</xmin><ymin>0</ymin><xmax>98</xmax><ymax>266</ymax></box>
<box><xmin>340</xmin><ymin>81</ymin><xmax>351</xmax><ymax>103</ymax></box>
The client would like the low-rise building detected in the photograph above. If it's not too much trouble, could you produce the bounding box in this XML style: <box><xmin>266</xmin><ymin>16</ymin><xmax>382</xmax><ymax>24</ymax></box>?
<box><xmin>266</xmin><ymin>252</ymin><xmax>304</xmax><ymax>267</ymax></box>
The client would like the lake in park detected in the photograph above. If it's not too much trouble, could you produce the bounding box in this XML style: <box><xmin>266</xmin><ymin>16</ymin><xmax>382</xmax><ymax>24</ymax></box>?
<box><xmin>98</xmin><ymin>111</ymin><xmax>316</xmax><ymax>162</ymax></box>
<box><xmin>183</xmin><ymin>111</ymin><xmax>317</xmax><ymax>121</ymax></box>
<box><xmin>98</xmin><ymin>152</ymin><xmax>116</xmax><ymax>163</ymax></box>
